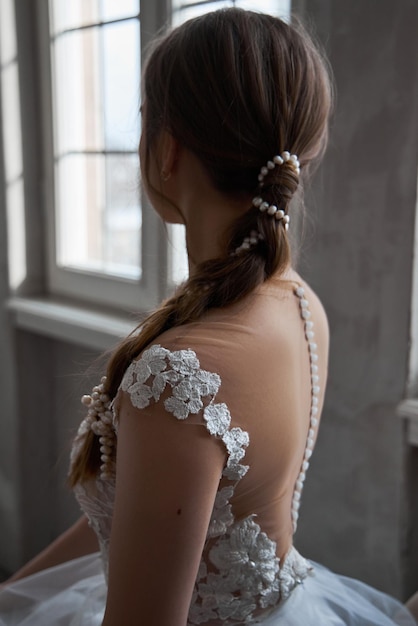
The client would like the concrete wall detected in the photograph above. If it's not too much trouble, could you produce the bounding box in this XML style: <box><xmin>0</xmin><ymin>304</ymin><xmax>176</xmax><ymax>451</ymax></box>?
<box><xmin>0</xmin><ymin>0</ymin><xmax>417</xmax><ymax>600</ymax></box>
<box><xmin>295</xmin><ymin>0</ymin><xmax>418</xmax><ymax>598</ymax></box>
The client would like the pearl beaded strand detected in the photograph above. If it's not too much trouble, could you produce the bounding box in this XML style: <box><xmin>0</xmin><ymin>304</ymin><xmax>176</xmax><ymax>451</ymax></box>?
<box><xmin>232</xmin><ymin>151</ymin><xmax>300</xmax><ymax>256</ymax></box>
<box><xmin>252</xmin><ymin>151</ymin><xmax>300</xmax><ymax>230</ymax></box>
<box><xmin>80</xmin><ymin>376</ymin><xmax>116</xmax><ymax>480</ymax></box>
<box><xmin>291</xmin><ymin>285</ymin><xmax>320</xmax><ymax>533</ymax></box>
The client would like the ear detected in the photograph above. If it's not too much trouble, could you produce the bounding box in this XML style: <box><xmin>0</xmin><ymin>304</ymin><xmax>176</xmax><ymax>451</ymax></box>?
<box><xmin>158</xmin><ymin>131</ymin><xmax>180</xmax><ymax>179</ymax></box>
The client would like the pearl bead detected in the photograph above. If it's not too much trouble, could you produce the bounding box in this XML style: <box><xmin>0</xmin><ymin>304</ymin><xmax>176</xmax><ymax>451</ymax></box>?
<box><xmin>293</xmin><ymin>491</ymin><xmax>301</xmax><ymax>501</ymax></box>
<box><xmin>310</xmin><ymin>353</ymin><xmax>318</xmax><ymax>362</ymax></box>
<box><xmin>260</xmin><ymin>201</ymin><xmax>269</xmax><ymax>212</ymax></box>
<box><xmin>267</xmin><ymin>160</ymin><xmax>275</xmax><ymax>169</ymax></box>
<box><xmin>252</xmin><ymin>196</ymin><xmax>263</xmax><ymax>207</ymax></box>
<box><xmin>267</xmin><ymin>205</ymin><xmax>277</xmax><ymax>215</ymax></box>
<box><xmin>305</xmin><ymin>448</ymin><xmax>312</xmax><ymax>459</ymax></box>
<box><xmin>291</xmin><ymin>510</ymin><xmax>299</xmax><ymax>521</ymax></box>
<box><xmin>305</xmin><ymin>321</ymin><xmax>314</xmax><ymax>330</ymax></box>
<box><xmin>312</xmin><ymin>397</ymin><xmax>319</xmax><ymax>406</ymax></box>
<box><xmin>282</xmin><ymin>151</ymin><xmax>290</xmax><ymax>161</ymax></box>
<box><xmin>312</xmin><ymin>385</ymin><xmax>320</xmax><ymax>394</ymax></box>
<box><xmin>276</xmin><ymin>209</ymin><xmax>285</xmax><ymax>219</ymax></box>
<box><xmin>301</xmin><ymin>309</ymin><xmax>311</xmax><ymax>319</ymax></box>
<box><xmin>302</xmin><ymin>460</ymin><xmax>309</xmax><ymax>471</ymax></box>
<box><xmin>295</xmin><ymin>286</ymin><xmax>305</xmax><ymax>297</ymax></box>
<box><xmin>311</xmin><ymin>418</ymin><xmax>318</xmax><ymax>426</ymax></box>
<box><xmin>283</xmin><ymin>215</ymin><xmax>290</xmax><ymax>224</ymax></box>
<box><xmin>296</xmin><ymin>480</ymin><xmax>304</xmax><ymax>490</ymax></box>
<box><xmin>309</xmin><ymin>428</ymin><xmax>315</xmax><ymax>438</ymax></box>
<box><xmin>81</xmin><ymin>395</ymin><xmax>92</xmax><ymax>406</ymax></box>
<box><xmin>300</xmin><ymin>299</ymin><xmax>309</xmax><ymax>308</ymax></box>
<box><xmin>273</xmin><ymin>155</ymin><xmax>284</xmax><ymax>164</ymax></box>
<box><xmin>260</xmin><ymin>166</ymin><xmax>268</xmax><ymax>176</ymax></box>
<box><xmin>311</xmin><ymin>364</ymin><xmax>318</xmax><ymax>374</ymax></box>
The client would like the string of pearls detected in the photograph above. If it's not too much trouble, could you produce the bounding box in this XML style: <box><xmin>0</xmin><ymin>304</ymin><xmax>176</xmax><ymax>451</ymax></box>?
<box><xmin>252</xmin><ymin>151</ymin><xmax>300</xmax><ymax>230</ymax></box>
<box><xmin>80</xmin><ymin>376</ymin><xmax>116</xmax><ymax>480</ymax></box>
<box><xmin>233</xmin><ymin>230</ymin><xmax>264</xmax><ymax>256</ymax></box>
<box><xmin>233</xmin><ymin>151</ymin><xmax>300</xmax><ymax>255</ymax></box>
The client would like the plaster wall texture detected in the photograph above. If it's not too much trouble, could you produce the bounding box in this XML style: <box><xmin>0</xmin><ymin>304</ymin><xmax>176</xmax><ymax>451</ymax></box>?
<box><xmin>296</xmin><ymin>0</ymin><xmax>418</xmax><ymax>598</ymax></box>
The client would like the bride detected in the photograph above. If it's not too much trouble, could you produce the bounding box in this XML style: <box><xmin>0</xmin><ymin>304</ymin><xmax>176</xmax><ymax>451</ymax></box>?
<box><xmin>0</xmin><ymin>8</ymin><xmax>416</xmax><ymax>626</ymax></box>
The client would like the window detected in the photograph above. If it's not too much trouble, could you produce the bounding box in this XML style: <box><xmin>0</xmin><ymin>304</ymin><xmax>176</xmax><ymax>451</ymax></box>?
<box><xmin>37</xmin><ymin>1</ymin><xmax>291</xmax><ymax>311</ymax></box>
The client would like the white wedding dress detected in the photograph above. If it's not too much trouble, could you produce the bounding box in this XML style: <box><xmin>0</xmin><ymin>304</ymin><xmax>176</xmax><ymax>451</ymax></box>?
<box><xmin>0</xmin><ymin>281</ymin><xmax>415</xmax><ymax>625</ymax></box>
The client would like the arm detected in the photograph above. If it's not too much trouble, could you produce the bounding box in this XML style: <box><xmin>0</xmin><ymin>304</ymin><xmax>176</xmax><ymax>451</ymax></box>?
<box><xmin>102</xmin><ymin>391</ymin><xmax>226</xmax><ymax>626</ymax></box>
<box><xmin>4</xmin><ymin>515</ymin><xmax>99</xmax><ymax>585</ymax></box>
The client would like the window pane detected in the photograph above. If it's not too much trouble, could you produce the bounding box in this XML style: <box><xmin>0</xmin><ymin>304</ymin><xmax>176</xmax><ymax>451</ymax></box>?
<box><xmin>50</xmin><ymin>0</ymin><xmax>100</xmax><ymax>34</ymax></box>
<box><xmin>235</xmin><ymin>0</ymin><xmax>291</xmax><ymax>18</ymax></box>
<box><xmin>102</xmin><ymin>20</ymin><xmax>141</xmax><ymax>151</ymax></box>
<box><xmin>172</xmin><ymin>0</ymin><xmax>291</xmax><ymax>24</ymax></box>
<box><xmin>172</xmin><ymin>2</ymin><xmax>232</xmax><ymax>25</ymax></box>
<box><xmin>50</xmin><ymin>0</ymin><xmax>140</xmax><ymax>33</ymax></box>
<box><xmin>101</xmin><ymin>0</ymin><xmax>139</xmax><ymax>22</ymax></box>
<box><xmin>52</xmin><ymin>20</ymin><xmax>140</xmax><ymax>155</ymax></box>
<box><xmin>56</xmin><ymin>154</ymin><xmax>141</xmax><ymax>279</ymax></box>
<box><xmin>52</xmin><ymin>28</ymin><xmax>102</xmax><ymax>154</ymax></box>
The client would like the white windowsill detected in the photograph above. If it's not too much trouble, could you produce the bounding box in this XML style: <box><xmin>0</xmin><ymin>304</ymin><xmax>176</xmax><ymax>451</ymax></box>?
<box><xmin>7</xmin><ymin>297</ymin><xmax>138</xmax><ymax>351</ymax></box>
<box><xmin>397</xmin><ymin>399</ymin><xmax>418</xmax><ymax>448</ymax></box>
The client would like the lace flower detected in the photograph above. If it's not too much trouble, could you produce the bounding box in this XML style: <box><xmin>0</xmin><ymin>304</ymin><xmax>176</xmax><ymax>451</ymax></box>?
<box><xmin>204</xmin><ymin>403</ymin><xmax>231</xmax><ymax>436</ymax></box>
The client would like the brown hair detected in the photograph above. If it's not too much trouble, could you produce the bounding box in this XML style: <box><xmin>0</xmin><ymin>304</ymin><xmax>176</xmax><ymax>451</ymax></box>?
<box><xmin>70</xmin><ymin>8</ymin><xmax>332</xmax><ymax>485</ymax></box>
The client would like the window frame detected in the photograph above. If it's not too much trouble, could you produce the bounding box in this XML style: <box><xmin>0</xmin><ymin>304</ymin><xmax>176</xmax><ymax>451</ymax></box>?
<box><xmin>36</xmin><ymin>0</ymin><xmax>171</xmax><ymax>313</ymax></box>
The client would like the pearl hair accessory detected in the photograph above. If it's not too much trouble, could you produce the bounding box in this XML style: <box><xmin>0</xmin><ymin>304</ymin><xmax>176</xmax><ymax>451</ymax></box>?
<box><xmin>233</xmin><ymin>230</ymin><xmax>264</xmax><ymax>255</ymax></box>
<box><xmin>252</xmin><ymin>151</ymin><xmax>300</xmax><ymax>231</ymax></box>
<box><xmin>80</xmin><ymin>376</ymin><xmax>116</xmax><ymax>480</ymax></box>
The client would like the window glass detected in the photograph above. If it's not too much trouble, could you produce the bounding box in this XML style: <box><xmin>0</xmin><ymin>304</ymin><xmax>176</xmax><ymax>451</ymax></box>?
<box><xmin>50</xmin><ymin>0</ymin><xmax>140</xmax><ymax>34</ymax></box>
<box><xmin>172</xmin><ymin>0</ymin><xmax>291</xmax><ymax>25</ymax></box>
<box><xmin>49</xmin><ymin>3</ymin><xmax>141</xmax><ymax>280</ymax></box>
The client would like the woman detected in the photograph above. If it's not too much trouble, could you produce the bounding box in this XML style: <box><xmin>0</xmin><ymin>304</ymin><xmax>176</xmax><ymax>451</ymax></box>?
<box><xmin>0</xmin><ymin>8</ymin><xmax>416</xmax><ymax>626</ymax></box>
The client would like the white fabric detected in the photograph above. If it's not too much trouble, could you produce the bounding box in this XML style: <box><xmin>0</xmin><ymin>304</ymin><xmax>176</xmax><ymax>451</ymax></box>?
<box><xmin>0</xmin><ymin>554</ymin><xmax>414</xmax><ymax>625</ymax></box>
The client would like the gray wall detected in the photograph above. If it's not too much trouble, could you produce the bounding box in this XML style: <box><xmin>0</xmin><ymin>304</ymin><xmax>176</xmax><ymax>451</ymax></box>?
<box><xmin>0</xmin><ymin>0</ymin><xmax>417</xmax><ymax>601</ymax></box>
<box><xmin>295</xmin><ymin>0</ymin><xmax>418</xmax><ymax>599</ymax></box>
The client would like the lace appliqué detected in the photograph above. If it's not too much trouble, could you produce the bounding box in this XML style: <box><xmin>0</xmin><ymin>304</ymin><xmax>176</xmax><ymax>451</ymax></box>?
<box><xmin>118</xmin><ymin>344</ymin><xmax>312</xmax><ymax>625</ymax></box>
<box><xmin>119</xmin><ymin>345</ymin><xmax>250</xmax><ymax>484</ymax></box>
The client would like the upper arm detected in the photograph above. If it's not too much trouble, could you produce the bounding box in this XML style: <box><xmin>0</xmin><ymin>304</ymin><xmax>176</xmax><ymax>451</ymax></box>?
<box><xmin>102</xmin><ymin>349</ymin><xmax>227</xmax><ymax>626</ymax></box>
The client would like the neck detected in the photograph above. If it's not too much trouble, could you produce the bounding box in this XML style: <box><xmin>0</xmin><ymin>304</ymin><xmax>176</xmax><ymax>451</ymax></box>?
<box><xmin>172</xmin><ymin>150</ymin><xmax>250</xmax><ymax>272</ymax></box>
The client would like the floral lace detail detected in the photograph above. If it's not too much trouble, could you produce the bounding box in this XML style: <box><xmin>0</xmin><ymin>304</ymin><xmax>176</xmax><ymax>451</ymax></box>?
<box><xmin>120</xmin><ymin>345</ymin><xmax>221</xmax><ymax>418</ymax></box>
<box><xmin>115</xmin><ymin>344</ymin><xmax>313</xmax><ymax>625</ymax></box>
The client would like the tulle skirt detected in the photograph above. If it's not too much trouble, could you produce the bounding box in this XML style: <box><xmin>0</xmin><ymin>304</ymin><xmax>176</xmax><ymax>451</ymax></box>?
<box><xmin>0</xmin><ymin>552</ymin><xmax>415</xmax><ymax>625</ymax></box>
